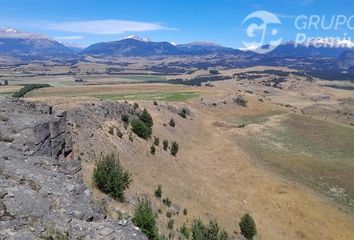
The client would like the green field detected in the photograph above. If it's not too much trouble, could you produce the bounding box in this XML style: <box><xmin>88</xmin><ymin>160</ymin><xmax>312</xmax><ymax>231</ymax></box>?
<box><xmin>241</xmin><ymin>113</ymin><xmax>354</xmax><ymax>208</ymax></box>
<box><xmin>95</xmin><ymin>91</ymin><xmax>199</xmax><ymax>101</ymax></box>
<box><xmin>226</xmin><ymin>110</ymin><xmax>284</xmax><ymax>126</ymax></box>
<box><xmin>0</xmin><ymin>92</ymin><xmax>14</xmax><ymax>96</ymax></box>
<box><xmin>120</xmin><ymin>75</ymin><xmax>165</xmax><ymax>82</ymax></box>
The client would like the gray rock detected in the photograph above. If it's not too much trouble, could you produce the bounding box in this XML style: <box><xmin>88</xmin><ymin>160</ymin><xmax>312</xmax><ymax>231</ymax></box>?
<box><xmin>0</xmin><ymin>98</ymin><xmax>147</xmax><ymax>240</ymax></box>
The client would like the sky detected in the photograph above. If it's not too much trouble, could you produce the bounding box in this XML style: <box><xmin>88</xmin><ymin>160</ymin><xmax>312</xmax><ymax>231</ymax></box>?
<box><xmin>0</xmin><ymin>0</ymin><xmax>353</xmax><ymax>48</ymax></box>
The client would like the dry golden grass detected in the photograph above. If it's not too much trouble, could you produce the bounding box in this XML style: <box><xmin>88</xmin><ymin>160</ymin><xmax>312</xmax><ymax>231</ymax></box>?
<box><xmin>28</xmin><ymin>76</ymin><xmax>354</xmax><ymax>240</ymax></box>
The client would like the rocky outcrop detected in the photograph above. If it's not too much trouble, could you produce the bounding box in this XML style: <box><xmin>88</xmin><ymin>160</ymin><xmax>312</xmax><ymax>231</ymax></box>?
<box><xmin>0</xmin><ymin>97</ymin><xmax>147</xmax><ymax>240</ymax></box>
<box><xmin>0</xmin><ymin>98</ymin><xmax>72</xmax><ymax>159</ymax></box>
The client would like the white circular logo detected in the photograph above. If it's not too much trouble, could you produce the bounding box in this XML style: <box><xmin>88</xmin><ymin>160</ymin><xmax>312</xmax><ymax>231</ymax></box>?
<box><xmin>242</xmin><ymin>11</ymin><xmax>283</xmax><ymax>54</ymax></box>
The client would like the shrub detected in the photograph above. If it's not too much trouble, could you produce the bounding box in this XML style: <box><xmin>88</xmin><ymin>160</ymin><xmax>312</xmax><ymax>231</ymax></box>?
<box><xmin>139</xmin><ymin>108</ymin><xmax>154</xmax><ymax>127</ymax></box>
<box><xmin>93</xmin><ymin>154</ymin><xmax>132</xmax><ymax>201</ymax></box>
<box><xmin>153</xmin><ymin>100</ymin><xmax>158</xmax><ymax>106</ymax></box>
<box><xmin>191</xmin><ymin>219</ymin><xmax>229</xmax><ymax>240</ymax></box>
<box><xmin>169</xmin><ymin>118</ymin><xmax>175</xmax><ymax>127</ymax></box>
<box><xmin>133</xmin><ymin>199</ymin><xmax>158</xmax><ymax>239</ymax></box>
<box><xmin>163</xmin><ymin>198</ymin><xmax>172</xmax><ymax>207</ymax></box>
<box><xmin>171</xmin><ymin>142</ymin><xmax>179</xmax><ymax>156</ymax></box>
<box><xmin>150</xmin><ymin>145</ymin><xmax>156</xmax><ymax>155</ymax></box>
<box><xmin>166</xmin><ymin>211</ymin><xmax>172</xmax><ymax>218</ymax></box>
<box><xmin>239</xmin><ymin>214</ymin><xmax>257</xmax><ymax>240</ymax></box>
<box><xmin>180</xmin><ymin>223</ymin><xmax>190</xmax><ymax>239</ymax></box>
<box><xmin>163</xmin><ymin>140</ymin><xmax>168</xmax><ymax>151</ymax></box>
<box><xmin>167</xmin><ymin>219</ymin><xmax>174</xmax><ymax>230</ymax></box>
<box><xmin>12</xmin><ymin>84</ymin><xmax>51</xmax><ymax>98</ymax></box>
<box><xmin>133</xmin><ymin>102</ymin><xmax>139</xmax><ymax>110</ymax></box>
<box><xmin>122</xmin><ymin>114</ymin><xmax>129</xmax><ymax>123</ymax></box>
<box><xmin>155</xmin><ymin>185</ymin><xmax>162</xmax><ymax>198</ymax></box>
<box><xmin>178</xmin><ymin>108</ymin><xmax>188</xmax><ymax>118</ymax></box>
<box><xmin>183</xmin><ymin>208</ymin><xmax>188</xmax><ymax>216</ymax></box>
<box><xmin>108</xmin><ymin>126</ymin><xmax>114</xmax><ymax>135</ymax></box>
<box><xmin>131</xmin><ymin>119</ymin><xmax>152</xmax><ymax>139</ymax></box>
<box><xmin>158</xmin><ymin>208</ymin><xmax>163</xmax><ymax>214</ymax></box>
<box><xmin>153</xmin><ymin>137</ymin><xmax>160</xmax><ymax>146</ymax></box>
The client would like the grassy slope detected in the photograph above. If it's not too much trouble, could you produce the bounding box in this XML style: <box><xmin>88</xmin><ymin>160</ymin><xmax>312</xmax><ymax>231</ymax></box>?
<box><xmin>245</xmin><ymin>113</ymin><xmax>354</xmax><ymax>207</ymax></box>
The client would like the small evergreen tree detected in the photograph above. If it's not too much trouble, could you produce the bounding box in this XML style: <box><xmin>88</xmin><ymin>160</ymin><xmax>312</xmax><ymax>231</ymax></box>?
<box><xmin>239</xmin><ymin>214</ymin><xmax>257</xmax><ymax>240</ymax></box>
<box><xmin>133</xmin><ymin>199</ymin><xmax>158</xmax><ymax>239</ymax></box>
<box><xmin>180</xmin><ymin>223</ymin><xmax>190</xmax><ymax>239</ymax></box>
<box><xmin>163</xmin><ymin>140</ymin><xmax>168</xmax><ymax>151</ymax></box>
<box><xmin>153</xmin><ymin>136</ymin><xmax>160</xmax><ymax>146</ymax></box>
<box><xmin>133</xmin><ymin>102</ymin><xmax>139</xmax><ymax>110</ymax></box>
<box><xmin>131</xmin><ymin>119</ymin><xmax>152</xmax><ymax>139</ymax></box>
<box><xmin>167</xmin><ymin>219</ymin><xmax>174</xmax><ymax>230</ymax></box>
<box><xmin>169</xmin><ymin>118</ymin><xmax>175</xmax><ymax>127</ymax></box>
<box><xmin>122</xmin><ymin>114</ymin><xmax>129</xmax><ymax>123</ymax></box>
<box><xmin>139</xmin><ymin>108</ymin><xmax>153</xmax><ymax>127</ymax></box>
<box><xmin>150</xmin><ymin>145</ymin><xmax>156</xmax><ymax>155</ymax></box>
<box><xmin>171</xmin><ymin>141</ymin><xmax>179</xmax><ymax>156</ymax></box>
<box><xmin>154</xmin><ymin>185</ymin><xmax>162</xmax><ymax>198</ymax></box>
<box><xmin>93</xmin><ymin>154</ymin><xmax>132</xmax><ymax>201</ymax></box>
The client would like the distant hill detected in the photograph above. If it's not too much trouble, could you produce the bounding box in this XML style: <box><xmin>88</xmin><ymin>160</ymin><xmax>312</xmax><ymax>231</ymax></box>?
<box><xmin>81</xmin><ymin>37</ymin><xmax>244</xmax><ymax>56</ymax></box>
<box><xmin>338</xmin><ymin>50</ymin><xmax>354</xmax><ymax>70</ymax></box>
<box><xmin>81</xmin><ymin>38</ymin><xmax>180</xmax><ymax>56</ymax></box>
<box><xmin>266</xmin><ymin>42</ymin><xmax>352</xmax><ymax>58</ymax></box>
<box><xmin>176</xmin><ymin>42</ymin><xmax>241</xmax><ymax>55</ymax></box>
<box><xmin>0</xmin><ymin>28</ymin><xmax>74</xmax><ymax>57</ymax></box>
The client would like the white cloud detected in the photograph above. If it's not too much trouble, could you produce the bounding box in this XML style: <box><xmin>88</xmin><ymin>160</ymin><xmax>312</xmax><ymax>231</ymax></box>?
<box><xmin>44</xmin><ymin>19</ymin><xmax>176</xmax><ymax>34</ymax></box>
<box><xmin>54</xmin><ymin>35</ymin><xmax>83</xmax><ymax>40</ymax></box>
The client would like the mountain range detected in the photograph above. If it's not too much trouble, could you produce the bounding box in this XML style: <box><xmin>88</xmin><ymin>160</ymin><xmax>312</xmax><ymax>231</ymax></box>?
<box><xmin>0</xmin><ymin>28</ymin><xmax>73</xmax><ymax>57</ymax></box>
<box><xmin>0</xmin><ymin>28</ymin><xmax>353</xmax><ymax>68</ymax></box>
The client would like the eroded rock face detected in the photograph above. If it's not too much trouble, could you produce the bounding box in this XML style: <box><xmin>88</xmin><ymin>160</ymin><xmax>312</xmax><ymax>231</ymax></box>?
<box><xmin>0</xmin><ymin>98</ymin><xmax>147</xmax><ymax>240</ymax></box>
<box><xmin>0</xmin><ymin>98</ymin><xmax>72</xmax><ymax>159</ymax></box>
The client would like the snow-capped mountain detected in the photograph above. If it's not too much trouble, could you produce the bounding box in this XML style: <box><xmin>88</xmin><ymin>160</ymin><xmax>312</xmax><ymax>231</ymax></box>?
<box><xmin>123</xmin><ymin>35</ymin><xmax>151</xmax><ymax>42</ymax></box>
<box><xmin>0</xmin><ymin>28</ymin><xmax>74</xmax><ymax>57</ymax></box>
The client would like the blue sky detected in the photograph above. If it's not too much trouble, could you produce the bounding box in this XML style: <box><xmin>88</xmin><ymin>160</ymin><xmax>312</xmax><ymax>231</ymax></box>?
<box><xmin>0</xmin><ymin>0</ymin><xmax>353</xmax><ymax>48</ymax></box>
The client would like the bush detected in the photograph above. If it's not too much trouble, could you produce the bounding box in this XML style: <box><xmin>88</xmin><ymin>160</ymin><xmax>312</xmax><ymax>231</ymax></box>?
<box><xmin>139</xmin><ymin>108</ymin><xmax>153</xmax><ymax>127</ymax></box>
<box><xmin>122</xmin><ymin>114</ymin><xmax>129</xmax><ymax>123</ymax></box>
<box><xmin>150</xmin><ymin>145</ymin><xmax>156</xmax><ymax>155</ymax></box>
<box><xmin>153</xmin><ymin>100</ymin><xmax>158</xmax><ymax>106</ymax></box>
<box><xmin>163</xmin><ymin>140</ymin><xmax>168</xmax><ymax>151</ymax></box>
<box><xmin>162</xmin><ymin>198</ymin><xmax>172</xmax><ymax>207</ymax></box>
<box><xmin>133</xmin><ymin>199</ymin><xmax>158</xmax><ymax>239</ymax></box>
<box><xmin>108</xmin><ymin>126</ymin><xmax>114</xmax><ymax>135</ymax></box>
<box><xmin>239</xmin><ymin>214</ymin><xmax>257</xmax><ymax>240</ymax></box>
<box><xmin>166</xmin><ymin>211</ymin><xmax>172</xmax><ymax>218</ymax></box>
<box><xmin>12</xmin><ymin>84</ymin><xmax>51</xmax><ymax>98</ymax></box>
<box><xmin>167</xmin><ymin>219</ymin><xmax>174</xmax><ymax>230</ymax></box>
<box><xmin>191</xmin><ymin>219</ymin><xmax>229</xmax><ymax>240</ymax></box>
<box><xmin>133</xmin><ymin>102</ymin><xmax>139</xmax><ymax>110</ymax></box>
<box><xmin>183</xmin><ymin>208</ymin><xmax>188</xmax><ymax>216</ymax></box>
<box><xmin>180</xmin><ymin>223</ymin><xmax>190</xmax><ymax>239</ymax></box>
<box><xmin>178</xmin><ymin>108</ymin><xmax>188</xmax><ymax>118</ymax></box>
<box><xmin>169</xmin><ymin>118</ymin><xmax>175</xmax><ymax>127</ymax></box>
<box><xmin>155</xmin><ymin>185</ymin><xmax>162</xmax><ymax>198</ymax></box>
<box><xmin>171</xmin><ymin>142</ymin><xmax>179</xmax><ymax>156</ymax></box>
<box><xmin>131</xmin><ymin>119</ymin><xmax>152</xmax><ymax>139</ymax></box>
<box><xmin>153</xmin><ymin>137</ymin><xmax>160</xmax><ymax>146</ymax></box>
<box><xmin>93</xmin><ymin>154</ymin><xmax>132</xmax><ymax>201</ymax></box>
